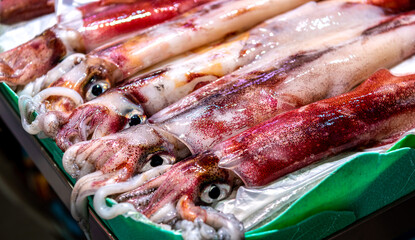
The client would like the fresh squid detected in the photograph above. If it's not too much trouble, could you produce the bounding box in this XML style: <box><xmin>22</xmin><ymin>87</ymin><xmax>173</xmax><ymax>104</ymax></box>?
<box><xmin>18</xmin><ymin>0</ymin><xmax>310</xmax><ymax>137</ymax></box>
<box><xmin>111</xmin><ymin>69</ymin><xmax>415</xmax><ymax>238</ymax></box>
<box><xmin>55</xmin><ymin>0</ymin><xmax>394</xmax><ymax>150</ymax></box>
<box><xmin>0</xmin><ymin>0</ymin><xmax>213</xmax><ymax>86</ymax></box>
<box><xmin>63</xmin><ymin>9</ymin><xmax>415</xmax><ymax>223</ymax></box>
<box><xmin>0</xmin><ymin>0</ymin><xmax>54</xmax><ymax>24</ymax></box>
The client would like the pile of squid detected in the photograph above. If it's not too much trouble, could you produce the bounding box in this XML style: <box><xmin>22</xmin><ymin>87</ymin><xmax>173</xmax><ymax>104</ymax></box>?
<box><xmin>2</xmin><ymin>0</ymin><xmax>415</xmax><ymax>239</ymax></box>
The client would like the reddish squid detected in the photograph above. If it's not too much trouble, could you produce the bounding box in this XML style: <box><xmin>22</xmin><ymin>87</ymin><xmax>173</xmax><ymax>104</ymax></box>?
<box><xmin>64</xmin><ymin>8</ymin><xmax>415</xmax><ymax>223</ymax></box>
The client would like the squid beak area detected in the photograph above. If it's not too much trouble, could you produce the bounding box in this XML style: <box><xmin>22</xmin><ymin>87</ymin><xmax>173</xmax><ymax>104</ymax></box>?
<box><xmin>56</xmin><ymin>104</ymin><xmax>127</xmax><ymax>150</ymax></box>
<box><xmin>175</xmin><ymin>195</ymin><xmax>245</xmax><ymax>240</ymax></box>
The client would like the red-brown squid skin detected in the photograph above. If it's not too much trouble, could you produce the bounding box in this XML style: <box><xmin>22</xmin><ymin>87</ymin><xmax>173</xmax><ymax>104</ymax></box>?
<box><xmin>0</xmin><ymin>0</ymin><xmax>54</xmax><ymax>24</ymax></box>
<box><xmin>115</xmin><ymin>69</ymin><xmax>415</xmax><ymax>236</ymax></box>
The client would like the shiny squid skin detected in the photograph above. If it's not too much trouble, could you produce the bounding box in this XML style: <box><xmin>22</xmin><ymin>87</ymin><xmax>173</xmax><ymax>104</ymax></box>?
<box><xmin>72</xmin><ymin>0</ymin><xmax>215</xmax><ymax>51</ymax></box>
<box><xmin>16</xmin><ymin>0</ymin><xmax>216</xmax><ymax>136</ymax></box>
<box><xmin>117</xmin><ymin>70</ymin><xmax>415</xmax><ymax>231</ymax></box>
<box><xmin>0</xmin><ymin>0</ymin><xmax>54</xmax><ymax>24</ymax></box>
<box><xmin>116</xmin><ymin>151</ymin><xmax>243</xmax><ymax>237</ymax></box>
<box><xmin>118</xmin><ymin>152</ymin><xmax>233</xmax><ymax>217</ymax></box>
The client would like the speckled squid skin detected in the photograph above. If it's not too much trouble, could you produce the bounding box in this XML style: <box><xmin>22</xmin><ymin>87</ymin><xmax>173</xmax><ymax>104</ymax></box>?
<box><xmin>116</xmin><ymin>151</ymin><xmax>233</xmax><ymax>216</ymax></box>
<box><xmin>63</xmin><ymin>124</ymin><xmax>179</xmax><ymax>179</ymax></box>
<box><xmin>56</xmin><ymin>1</ymin><xmax>392</xmax><ymax>149</ymax></box>
<box><xmin>150</xmin><ymin>11</ymin><xmax>415</xmax><ymax>154</ymax></box>
<box><xmin>217</xmin><ymin>70</ymin><xmax>415</xmax><ymax>187</ymax></box>
<box><xmin>48</xmin><ymin>57</ymin><xmax>121</xmax><ymax>97</ymax></box>
<box><xmin>90</xmin><ymin>0</ymin><xmax>310</xmax><ymax>78</ymax></box>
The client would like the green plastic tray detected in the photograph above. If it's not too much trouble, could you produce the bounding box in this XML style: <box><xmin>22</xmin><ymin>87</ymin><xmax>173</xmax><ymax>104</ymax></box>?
<box><xmin>2</xmin><ymin>82</ymin><xmax>415</xmax><ymax>240</ymax></box>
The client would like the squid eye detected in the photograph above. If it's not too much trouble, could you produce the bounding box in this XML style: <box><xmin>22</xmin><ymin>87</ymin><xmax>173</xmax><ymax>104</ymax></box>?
<box><xmin>200</xmin><ymin>183</ymin><xmax>231</xmax><ymax>204</ymax></box>
<box><xmin>125</xmin><ymin>109</ymin><xmax>147</xmax><ymax>128</ymax></box>
<box><xmin>149</xmin><ymin>155</ymin><xmax>164</xmax><ymax>167</ymax></box>
<box><xmin>141</xmin><ymin>153</ymin><xmax>175</xmax><ymax>172</ymax></box>
<box><xmin>85</xmin><ymin>79</ymin><xmax>110</xmax><ymax>101</ymax></box>
<box><xmin>129</xmin><ymin>114</ymin><xmax>143</xmax><ymax>126</ymax></box>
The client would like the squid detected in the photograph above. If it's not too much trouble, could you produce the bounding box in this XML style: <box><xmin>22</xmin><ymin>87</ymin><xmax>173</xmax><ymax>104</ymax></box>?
<box><xmin>0</xmin><ymin>0</ymin><xmax>54</xmax><ymax>24</ymax></box>
<box><xmin>64</xmin><ymin>9</ymin><xmax>415</xmax><ymax>223</ymax></box>
<box><xmin>18</xmin><ymin>0</ymin><xmax>310</xmax><ymax>137</ymax></box>
<box><xmin>110</xmin><ymin>69</ymin><xmax>415</xmax><ymax>238</ymax></box>
<box><xmin>0</xmin><ymin>0</ymin><xmax>213</xmax><ymax>86</ymax></box>
<box><xmin>55</xmin><ymin>0</ymin><xmax>393</xmax><ymax>150</ymax></box>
